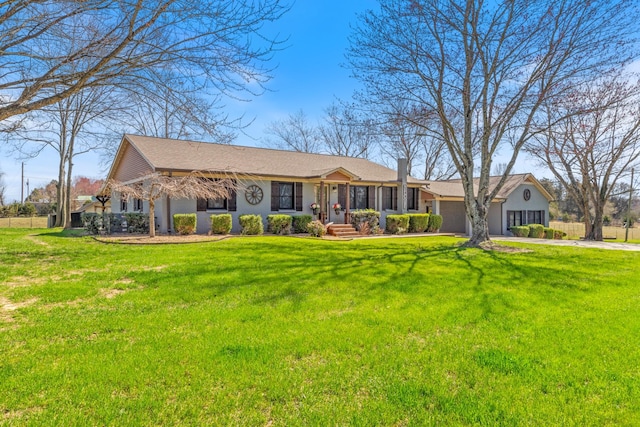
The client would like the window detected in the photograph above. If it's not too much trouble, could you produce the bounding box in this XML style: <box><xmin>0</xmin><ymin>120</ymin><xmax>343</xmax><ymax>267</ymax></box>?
<box><xmin>527</xmin><ymin>210</ymin><xmax>545</xmax><ymax>225</ymax></box>
<box><xmin>197</xmin><ymin>179</ymin><xmax>237</xmax><ymax>212</ymax></box>
<box><xmin>407</xmin><ymin>188</ymin><xmax>419</xmax><ymax>210</ymax></box>
<box><xmin>278</xmin><ymin>182</ymin><xmax>294</xmax><ymax>210</ymax></box>
<box><xmin>133</xmin><ymin>198</ymin><xmax>143</xmax><ymax>211</ymax></box>
<box><xmin>271</xmin><ymin>181</ymin><xmax>302</xmax><ymax>211</ymax></box>
<box><xmin>120</xmin><ymin>197</ymin><xmax>128</xmax><ymax>212</ymax></box>
<box><xmin>507</xmin><ymin>210</ymin><xmax>523</xmax><ymax>229</ymax></box>
<box><xmin>382</xmin><ymin>187</ymin><xmax>397</xmax><ymax>210</ymax></box>
<box><xmin>350</xmin><ymin>186</ymin><xmax>369</xmax><ymax>210</ymax></box>
<box><xmin>206</xmin><ymin>197</ymin><xmax>227</xmax><ymax>210</ymax></box>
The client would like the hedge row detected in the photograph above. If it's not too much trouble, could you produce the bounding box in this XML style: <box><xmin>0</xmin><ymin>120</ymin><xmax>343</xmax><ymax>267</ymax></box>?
<box><xmin>82</xmin><ymin>213</ymin><xmax>150</xmax><ymax>235</ymax></box>
<box><xmin>385</xmin><ymin>213</ymin><xmax>442</xmax><ymax>235</ymax></box>
<box><xmin>511</xmin><ymin>224</ymin><xmax>566</xmax><ymax>240</ymax></box>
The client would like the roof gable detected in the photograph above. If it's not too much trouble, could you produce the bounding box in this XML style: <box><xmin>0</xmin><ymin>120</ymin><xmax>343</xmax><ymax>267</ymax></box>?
<box><xmin>424</xmin><ymin>174</ymin><xmax>553</xmax><ymax>201</ymax></box>
<box><xmin>106</xmin><ymin>136</ymin><xmax>155</xmax><ymax>183</ymax></box>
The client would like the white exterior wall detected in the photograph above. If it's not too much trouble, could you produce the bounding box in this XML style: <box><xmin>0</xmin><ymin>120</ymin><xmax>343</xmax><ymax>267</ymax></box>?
<box><xmin>501</xmin><ymin>183</ymin><xmax>550</xmax><ymax>235</ymax></box>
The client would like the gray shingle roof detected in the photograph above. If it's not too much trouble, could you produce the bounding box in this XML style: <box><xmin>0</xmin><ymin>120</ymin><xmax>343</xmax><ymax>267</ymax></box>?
<box><xmin>425</xmin><ymin>174</ymin><xmax>553</xmax><ymax>200</ymax></box>
<box><xmin>121</xmin><ymin>134</ymin><xmax>426</xmax><ymax>184</ymax></box>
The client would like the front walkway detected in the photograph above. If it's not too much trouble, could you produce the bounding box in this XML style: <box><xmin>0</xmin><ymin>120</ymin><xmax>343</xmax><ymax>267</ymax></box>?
<box><xmin>492</xmin><ymin>236</ymin><xmax>640</xmax><ymax>252</ymax></box>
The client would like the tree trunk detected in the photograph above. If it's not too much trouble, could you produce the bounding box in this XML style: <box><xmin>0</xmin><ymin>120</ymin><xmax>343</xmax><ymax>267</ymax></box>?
<box><xmin>149</xmin><ymin>199</ymin><xmax>156</xmax><ymax>238</ymax></box>
<box><xmin>63</xmin><ymin>158</ymin><xmax>73</xmax><ymax>229</ymax></box>
<box><xmin>582</xmin><ymin>199</ymin><xmax>594</xmax><ymax>240</ymax></box>
<box><xmin>54</xmin><ymin>164</ymin><xmax>65</xmax><ymax>227</ymax></box>
<box><xmin>464</xmin><ymin>200</ymin><xmax>491</xmax><ymax>247</ymax></box>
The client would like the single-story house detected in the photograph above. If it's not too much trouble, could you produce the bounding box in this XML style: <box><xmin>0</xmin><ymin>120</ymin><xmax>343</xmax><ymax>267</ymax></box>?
<box><xmin>104</xmin><ymin>134</ymin><xmax>551</xmax><ymax>235</ymax></box>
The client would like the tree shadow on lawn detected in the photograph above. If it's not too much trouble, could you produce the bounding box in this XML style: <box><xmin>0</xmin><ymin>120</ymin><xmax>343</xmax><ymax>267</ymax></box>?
<box><xmin>451</xmin><ymin>245</ymin><xmax>596</xmax><ymax>326</ymax></box>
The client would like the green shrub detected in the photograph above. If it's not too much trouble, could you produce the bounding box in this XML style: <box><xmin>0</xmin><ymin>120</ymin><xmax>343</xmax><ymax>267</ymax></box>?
<box><xmin>18</xmin><ymin>203</ymin><xmax>36</xmax><ymax>217</ymax></box>
<box><xmin>553</xmin><ymin>229</ymin><xmax>567</xmax><ymax>240</ymax></box>
<box><xmin>123</xmin><ymin>213</ymin><xmax>149</xmax><ymax>234</ymax></box>
<box><xmin>292</xmin><ymin>215</ymin><xmax>313</xmax><ymax>234</ymax></box>
<box><xmin>307</xmin><ymin>220</ymin><xmax>326</xmax><ymax>237</ymax></box>
<box><xmin>108</xmin><ymin>214</ymin><xmax>124</xmax><ymax>233</ymax></box>
<box><xmin>239</xmin><ymin>214</ymin><xmax>263</xmax><ymax>235</ymax></box>
<box><xmin>528</xmin><ymin>224</ymin><xmax>545</xmax><ymax>238</ymax></box>
<box><xmin>82</xmin><ymin>213</ymin><xmax>103</xmax><ymax>235</ymax></box>
<box><xmin>510</xmin><ymin>226</ymin><xmax>530</xmax><ymax>237</ymax></box>
<box><xmin>544</xmin><ymin>227</ymin><xmax>554</xmax><ymax>239</ymax></box>
<box><xmin>350</xmin><ymin>209</ymin><xmax>380</xmax><ymax>234</ymax></box>
<box><xmin>603</xmin><ymin>215</ymin><xmax>611</xmax><ymax>226</ymax></box>
<box><xmin>427</xmin><ymin>214</ymin><xmax>443</xmax><ymax>232</ymax></box>
<box><xmin>210</xmin><ymin>214</ymin><xmax>232</xmax><ymax>234</ymax></box>
<box><xmin>386</xmin><ymin>214</ymin><xmax>410</xmax><ymax>234</ymax></box>
<box><xmin>173</xmin><ymin>213</ymin><xmax>197</xmax><ymax>235</ymax></box>
<box><xmin>267</xmin><ymin>214</ymin><xmax>292</xmax><ymax>235</ymax></box>
<box><xmin>408</xmin><ymin>213</ymin><xmax>430</xmax><ymax>233</ymax></box>
<box><xmin>561</xmin><ymin>213</ymin><xmax>571</xmax><ymax>223</ymax></box>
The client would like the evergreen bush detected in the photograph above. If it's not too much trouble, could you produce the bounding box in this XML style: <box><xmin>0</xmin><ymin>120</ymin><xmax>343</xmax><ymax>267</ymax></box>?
<box><xmin>528</xmin><ymin>224</ymin><xmax>545</xmax><ymax>238</ymax></box>
<box><xmin>427</xmin><ymin>214</ymin><xmax>443</xmax><ymax>232</ymax></box>
<box><xmin>386</xmin><ymin>214</ymin><xmax>410</xmax><ymax>234</ymax></box>
<box><xmin>292</xmin><ymin>215</ymin><xmax>313</xmax><ymax>234</ymax></box>
<box><xmin>510</xmin><ymin>226</ymin><xmax>530</xmax><ymax>237</ymax></box>
<box><xmin>210</xmin><ymin>214</ymin><xmax>232</xmax><ymax>234</ymax></box>
<box><xmin>173</xmin><ymin>213</ymin><xmax>197</xmax><ymax>235</ymax></box>
<box><xmin>267</xmin><ymin>214</ymin><xmax>292</xmax><ymax>235</ymax></box>
<box><xmin>350</xmin><ymin>209</ymin><xmax>380</xmax><ymax>234</ymax></box>
<box><xmin>408</xmin><ymin>213</ymin><xmax>430</xmax><ymax>233</ymax></box>
<box><xmin>239</xmin><ymin>214</ymin><xmax>263</xmax><ymax>235</ymax></box>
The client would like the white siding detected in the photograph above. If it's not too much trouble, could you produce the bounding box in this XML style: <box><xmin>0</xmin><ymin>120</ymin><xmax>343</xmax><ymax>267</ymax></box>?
<box><xmin>501</xmin><ymin>183</ymin><xmax>550</xmax><ymax>235</ymax></box>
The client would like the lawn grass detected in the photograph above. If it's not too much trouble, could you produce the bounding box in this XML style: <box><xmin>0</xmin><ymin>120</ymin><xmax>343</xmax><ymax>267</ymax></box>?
<box><xmin>1</xmin><ymin>229</ymin><xmax>639</xmax><ymax>425</ymax></box>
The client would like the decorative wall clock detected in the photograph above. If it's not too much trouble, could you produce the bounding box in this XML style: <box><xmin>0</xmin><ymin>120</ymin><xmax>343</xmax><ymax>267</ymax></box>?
<box><xmin>523</xmin><ymin>189</ymin><xmax>531</xmax><ymax>201</ymax></box>
<box><xmin>245</xmin><ymin>185</ymin><xmax>263</xmax><ymax>205</ymax></box>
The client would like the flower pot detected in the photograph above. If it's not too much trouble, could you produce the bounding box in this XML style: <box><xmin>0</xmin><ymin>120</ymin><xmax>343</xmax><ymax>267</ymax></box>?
<box><xmin>312</xmin><ymin>208</ymin><xmax>319</xmax><ymax>215</ymax></box>
<box><xmin>335</xmin><ymin>209</ymin><xmax>341</xmax><ymax>215</ymax></box>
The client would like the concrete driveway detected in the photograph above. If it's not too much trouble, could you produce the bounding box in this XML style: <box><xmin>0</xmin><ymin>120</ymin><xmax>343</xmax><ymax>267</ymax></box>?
<box><xmin>492</xmin><ymin>236</ymin><xmax>640</xmax><ymax>252</ymax></box>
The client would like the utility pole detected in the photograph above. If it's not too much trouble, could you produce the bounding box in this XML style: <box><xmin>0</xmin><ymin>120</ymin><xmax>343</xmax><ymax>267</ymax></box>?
<box><xmin>625</xmin><ymin>168</ymin><xmax>634</xmax><ymax>243</ymax></box>
<box><xmin>21</xmin><ymin>162</ymin><xmax>24</xmax><ymax>203</ymax></box>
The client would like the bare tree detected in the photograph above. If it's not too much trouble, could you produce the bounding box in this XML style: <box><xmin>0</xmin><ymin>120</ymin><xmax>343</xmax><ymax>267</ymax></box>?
<box><xmin>348</xmin><ymin>0</ymin><xmax>639</xmax><ymax>246</ymax></box>
<box><xmin>11</xmin><ymin>84</ymin><xmax>120</xmax><ymax>228</ymax></box>
<box><xmin>0</xmin><ymin>1</ymin><xmax>288</xmax><ymax>123</ymax></box>
<box><xmin>378</xmin><ymin>101</ymin><xmax>456</xmax><ymax>180</ymax></box>
<box><xmin>527</xmin><ymin>75</ymin><xmax>640</xmax><ymax>240</ymax></box>
<box><xmin>264</xmin><ymin>110</ymin><xmax>322</xmax><ymax>153</ymax></box>
<box><xmin>122</xmin><ymin>73</ymin><xmax>236</xmax><ymax>144</ymax></box>
<box><xmin>107</xmin><ymin>173</ymin><xmax>240</xmax><ymax>237</ymax></box>
<box><xmin>319</xmin><ymin>102</ymin><xmax>373</xmax><ymax>158</ymax></box>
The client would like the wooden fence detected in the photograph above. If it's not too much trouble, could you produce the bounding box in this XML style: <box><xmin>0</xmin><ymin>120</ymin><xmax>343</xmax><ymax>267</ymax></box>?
<box><xmin>0</xmin><ymin>217</ymin><xmax>49</xmax><ymax>228</ymax></box>
<box><xmin>550</xmin><ymin>221</ymin><xmax>640</xmax><ymax>240</ymax></box>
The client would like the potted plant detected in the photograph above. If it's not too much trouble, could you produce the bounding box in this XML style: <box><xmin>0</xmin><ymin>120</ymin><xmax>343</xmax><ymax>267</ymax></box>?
<box><xmin>310</xmin><ymin>202</ymin><xmax>320</xmax><ymax>215</ymax></box>
<box><xmin>332</xmin><ymin>203</ymin><xmax>341</xmax><ymax>215</ymax></box>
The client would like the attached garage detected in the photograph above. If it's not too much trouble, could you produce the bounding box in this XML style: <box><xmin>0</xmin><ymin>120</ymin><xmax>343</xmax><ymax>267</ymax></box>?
<box><xmin>439</xmin><ymin>201</ymin><xmax>467</xmax><ymax>233</ymax></box>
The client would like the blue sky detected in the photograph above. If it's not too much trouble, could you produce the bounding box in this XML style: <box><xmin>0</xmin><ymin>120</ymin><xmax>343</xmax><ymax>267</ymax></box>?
<box><xmin>1</xmin><ymin>1</ymin><xmax>376</xmax><ymax>203</ymax></box>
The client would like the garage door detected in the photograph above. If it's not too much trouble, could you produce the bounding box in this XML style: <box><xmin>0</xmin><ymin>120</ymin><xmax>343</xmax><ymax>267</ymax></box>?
<box><xmin>439</xmin><ymin>201</ymin><xmax>466</xmax><ymax>233</ymax></box>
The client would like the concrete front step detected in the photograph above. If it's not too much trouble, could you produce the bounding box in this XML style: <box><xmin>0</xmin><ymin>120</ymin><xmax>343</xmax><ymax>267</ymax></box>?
<box><xmin>327</xmin><ymin>223</ymin><xmax>359</xmax><ymax>237</ymax></box>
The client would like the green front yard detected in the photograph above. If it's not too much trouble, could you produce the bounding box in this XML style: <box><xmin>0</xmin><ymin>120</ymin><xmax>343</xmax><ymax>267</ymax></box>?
<box><xmin>1</xmin><ymin>229</ymin><xmax>639</xmax><ymax>425</ymax></box>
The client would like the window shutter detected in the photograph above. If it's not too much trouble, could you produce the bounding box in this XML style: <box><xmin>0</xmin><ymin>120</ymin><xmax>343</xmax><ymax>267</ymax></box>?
<box><xmin>228</xmin><ymin>188</ymin><xmax>237</xmax><ymax>212</ymax></box>
<box><xmin>368</xmin><ymin>186</ymin><xmax>376</xmax><ymax>209</ymax></box>
<box><xmin>338</xmin><ymin>185</ymin><xmax>346</xmax><ymax>209</ymax></box>
<box><xmin>295</xmin><ymin>182</ymin><xmax>303</xmax><ymax>211</ymax></box>
<box><xmin>197</xmin><ymin>198</ymin><xmax>207</xmax><ymax>211</ymax></box>
<box><xmin>271</xmin><ymin>181</ymin><xmax>279</xmax><ymax>211</ymax></box>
